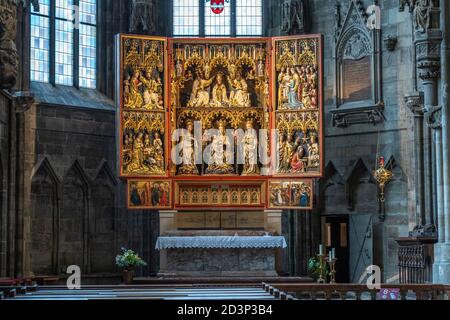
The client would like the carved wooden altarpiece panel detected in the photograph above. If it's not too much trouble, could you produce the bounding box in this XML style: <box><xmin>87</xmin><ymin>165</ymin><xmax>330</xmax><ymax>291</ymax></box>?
<box><xmin>117</xmin><ymin>35</ymin><xmax>323</xmax><ymax>210</ymax></box>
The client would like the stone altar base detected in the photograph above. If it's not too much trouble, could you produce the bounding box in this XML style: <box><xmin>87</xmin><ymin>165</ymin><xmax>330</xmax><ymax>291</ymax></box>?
<box><xmin>159</xmin><ymin>248</ymin><xmax>279</xmax><ymax>277</ymax></box>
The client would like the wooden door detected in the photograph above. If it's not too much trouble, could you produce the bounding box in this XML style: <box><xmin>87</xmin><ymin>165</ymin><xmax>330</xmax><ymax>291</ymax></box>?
<box><xmin>349</xmin><ymin>214</ymin><xmax>373</xmax><ymax>283</ymax></box>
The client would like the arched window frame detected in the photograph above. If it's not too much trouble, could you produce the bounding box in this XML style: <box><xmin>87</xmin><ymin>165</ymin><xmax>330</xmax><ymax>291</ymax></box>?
<box><xmin>172</xmin><ymin>0</ymin><xmax>264</xmax><ymax>37</ymax></box>
<box><xmin>30</xmin><ymin>0</ymin><xmax>98</xmax><ymax>89</ymax></box>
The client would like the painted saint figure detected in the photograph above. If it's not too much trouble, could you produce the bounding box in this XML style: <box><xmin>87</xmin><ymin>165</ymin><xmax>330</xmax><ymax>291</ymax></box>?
<box><xmin>212</xmin><ymin>72</ymin><xmax>229</xmax><ymax>107</ymax></box>
<box><xmin>125</xmin><ymin>70</ymin><xmax>143</xmax><ymax>109</ymax></box>
<box><xmin>287</xmin><ymin>68</ymin><xmax>302</xmax><ymax>109</ymax></box>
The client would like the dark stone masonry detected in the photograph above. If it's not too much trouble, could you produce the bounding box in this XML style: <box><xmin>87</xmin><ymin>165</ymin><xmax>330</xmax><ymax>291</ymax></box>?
<box><xmin>0</xmin><ymin>0</ymin><xmax>449</xmax><ymax>284</ymax></box>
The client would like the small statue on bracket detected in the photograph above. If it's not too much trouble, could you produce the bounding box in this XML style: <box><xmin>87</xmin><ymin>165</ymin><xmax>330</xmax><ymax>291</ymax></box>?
<box><xmin>129</xmin><ymin>0</ymin><xmax>156</xmax><ymax>34</ymax></box>
<box><xmin>281</xmin><ymin>0</ymin><xmax>307</xmax><ymax>35</ymax></box>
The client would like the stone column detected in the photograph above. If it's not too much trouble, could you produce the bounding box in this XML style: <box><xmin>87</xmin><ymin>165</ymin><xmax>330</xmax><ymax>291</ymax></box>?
<box><xmin>415</xmin><ymin>28</ymin><xmax>442</xmax><ymax>233</ymax></box>
<box><xmin>13</xmin><ymin>92</ymin><xmax>35</xmax><ymax>277</ymax></box>
<box><xmin>405</xmin><ymin>93</ymin><xmax>426</xmax><ymax>227</ymax></box>
<box><xmin>434</xmin><ymin>0</ymin><xmax>450</xmax><ymax>284</ymax></box>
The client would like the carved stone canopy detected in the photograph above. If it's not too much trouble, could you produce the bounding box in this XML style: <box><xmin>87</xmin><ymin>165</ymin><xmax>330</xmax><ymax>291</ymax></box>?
<box><xmin>332</xmin><ymin>0</ymin><xmax>383</xmax><ymax>127</ymax></box>
<box><xmin>341</xmin><ymin>29</ymin><xmax>371</xmax><ymax>61</ymax></box>
<box><xmin>404</xmin><ymin>92</ymin><xmax>425</xmax><ymax>115</ymax></box>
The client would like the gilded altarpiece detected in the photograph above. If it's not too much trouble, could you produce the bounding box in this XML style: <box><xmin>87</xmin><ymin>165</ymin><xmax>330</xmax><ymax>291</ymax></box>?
<box><xmin>117</xmin><ymin>35</ymin><xmax>323</xmax><ymax>210</ymax></box>
<box><xmin>169</xmin><ymin>39</ymin><xmax>271</xmax><ymax>178</ymax></box>
<box><xmin>272</xmin><ymin>36</ymin><xmax>323</xmax><ymax>178</ymax></box>
<box><xmin>118</xmin><ymin>35</ymin><xmax>168</xmax><ymax>178</ymax></box>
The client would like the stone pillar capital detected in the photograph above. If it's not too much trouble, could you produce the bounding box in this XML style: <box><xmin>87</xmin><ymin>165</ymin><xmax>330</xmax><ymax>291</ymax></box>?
<box><xmin>405</xmin><ymin>92</ymin><xmax>425</xmax><ymax>115</ymax></box>
<box><xmin>12</xmin><ymin>91</ymin><xmax>35</xmax><ymax>113</ymax></box>
<box><xmin>415</xmin><ymin>30</ymin><xmax>443</xmax><ymax>82</ymax></box>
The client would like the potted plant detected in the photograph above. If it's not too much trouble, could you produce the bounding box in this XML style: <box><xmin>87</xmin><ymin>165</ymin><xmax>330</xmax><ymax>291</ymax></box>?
<box><xmin>115</xmin><ymin>248</ymin><xmax>147</xmax><ymax>285</ymax></box>
<box><xmin>307</xmin><ymin>256</ymin><xmax>329</xmax><ymax>282</ymax></box>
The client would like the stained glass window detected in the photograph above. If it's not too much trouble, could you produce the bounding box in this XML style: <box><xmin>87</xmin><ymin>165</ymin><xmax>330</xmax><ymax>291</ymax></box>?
<box><xmin>236</xmin><ymin>0</ymin><xmax>262</xmax><ymax>36</ymax></box>
<box><xmin>79</xmin><ymin>0</ymin><xmax>97</xmax><ymax>88</ymax></box>
<box><xmin>173</xmin><ymin>0</ymin><xmax>263</xmax><ymax>37</ymax></box>
<box><xmin>30</xmin><ymin>0</ymin><xmax>97</xmax><ymax>89</ymax></box>
<box><xmin>173</xmin><ymin>0</ymin><xmax>200</xmax><ymax>37</ymax></box>
<box><xmin>30</xmin><ymin>0</ymin><xmax>50</xmax><ymax>82</ymax></box>
<box><xmin>205</xmin><ymin>1</ymin><xmax>231</xmax><ymax>37</ymax></box>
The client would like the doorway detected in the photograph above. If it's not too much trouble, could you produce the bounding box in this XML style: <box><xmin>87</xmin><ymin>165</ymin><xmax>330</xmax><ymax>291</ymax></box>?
<box><xmin>322</xmin><ymin>216</ymin><xmax>350</xmax><ymax>283</ymax></box>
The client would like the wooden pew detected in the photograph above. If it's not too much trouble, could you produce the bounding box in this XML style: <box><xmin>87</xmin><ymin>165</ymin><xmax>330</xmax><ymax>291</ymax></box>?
<box><xmin>0</xmin><ymin>287</ymin><xmax>18</xmax><ymax>298</ymax></box>
<box><xmin>32</xmin><ymin>276</ymin><xmax>59</xmax><ymax>286</ymax></box>
<box><xmin>264</xmin><ymin>283</ymin><xmax>449</xmax><ymax>300</ymax></box>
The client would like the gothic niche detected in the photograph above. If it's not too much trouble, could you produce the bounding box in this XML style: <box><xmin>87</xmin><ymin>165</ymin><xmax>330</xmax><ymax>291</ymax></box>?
<box><xmin>332</xmin><ymin>0</ymin><xmax>383</xmax><ymax>128</ymax></box>
<box><xmin>340</xmin><ymin>31</ymin><xmax>372</xmax><ymax>104</ymax></box>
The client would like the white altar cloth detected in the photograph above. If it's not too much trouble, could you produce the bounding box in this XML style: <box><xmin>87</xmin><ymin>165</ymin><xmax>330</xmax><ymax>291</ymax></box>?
<box><xmin>155</xmin><ymin>236</ymin><xmax>288</xmax><ymax>250</ymax></box>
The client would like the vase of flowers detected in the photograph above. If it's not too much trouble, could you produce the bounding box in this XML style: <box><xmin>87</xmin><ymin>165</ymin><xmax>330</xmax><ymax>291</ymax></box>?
<box><xmin>307</xmin><ymin>256</ymin><xmax>329</xmax><ymax>282</ymax></box>
<box><xmin>115</xmin><ymin>248</ymin><xmax>147</xmax><ymax>285</ymax></box>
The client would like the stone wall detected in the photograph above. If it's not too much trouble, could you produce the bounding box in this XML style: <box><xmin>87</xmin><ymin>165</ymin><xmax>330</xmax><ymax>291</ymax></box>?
<box><xmin>0</xmin><ymin>94</ymin><xmax>11</xmax><ymax>277</ymax></box>
<box><xmin>23</xmin><ymin>101</ymin><xmax>160</xmax><ymax>277</ymax></box>
<box><xmin>314</xmin><ymin>0</ymin><xmax>413</xmax><ymax>280</ymax></box>
<box><xmin>266</xmin><ymin>0</ymin><xmax>415</xmax><ymax>279</ymax></box>
<box><xmin>1</xmin><ymin>0</ymin><xmax>422</xmax><ymax>281</ymax></box>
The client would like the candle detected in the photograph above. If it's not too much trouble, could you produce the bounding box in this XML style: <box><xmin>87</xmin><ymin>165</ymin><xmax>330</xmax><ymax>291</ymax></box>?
<box><xmin>379</xmin><ymin>156</ymin><xmax>385</xmax><ymax>168</ymax></box>
<box><xmin>319</xmin><ymin>244</ymin><xmax>324</xmax><ymax>256</ymax></box>
<box><xmin>332</xmin><ymin>248</ymin><xmax>336</xmax><ymax>260</ymax></box>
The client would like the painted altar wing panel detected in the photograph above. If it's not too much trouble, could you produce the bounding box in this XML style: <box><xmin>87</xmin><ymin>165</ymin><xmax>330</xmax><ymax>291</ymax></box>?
<box><xmin>127</xmin><ymin>179</ymin><xmax>172</xmax><ymax>210</ymax></box>
<box><xmin>268</xmin><ymin>179</ymin><xmax>314</xmax><ymax>210</ymax></box>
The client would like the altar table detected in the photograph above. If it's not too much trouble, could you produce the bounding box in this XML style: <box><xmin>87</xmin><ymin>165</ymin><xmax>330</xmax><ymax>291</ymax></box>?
<box><xmin>156</xmin><ymin>236</ymin><xmax>287</xmax><ymax>277</ymax></box>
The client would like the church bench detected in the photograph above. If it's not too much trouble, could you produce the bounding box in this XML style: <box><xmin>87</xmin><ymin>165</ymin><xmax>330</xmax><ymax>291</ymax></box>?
<box><xmin>0</xmin><ymin>278</ymin><xmax>18</xmax><ymax>286</ymax></box>
<box><xmin>264</xmin><ymin>283</ymin><xmax>449</xmax><ymax>300</ymax></box>
<box><xmin>0</xmin><ymin>287</ymin><xmax>18</xmax><ymax>298</ymax></box>
<box><xmin>32</xmin><ymin>276</ymin><xmax>60</xmax><ymax>285</ymax></box>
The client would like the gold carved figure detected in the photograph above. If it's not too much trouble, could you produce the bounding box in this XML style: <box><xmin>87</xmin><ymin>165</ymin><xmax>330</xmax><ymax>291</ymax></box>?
<box><xmin>228</xmin><ymin>71</ymin><xmax>251</xmax><ymax>108</ymax></box>
<box><xmin>205</xmin><ymin>120</ymin><xmax>235</xmax><ymax>175</ymax></box>
<box><xmin>188</xmin><ymin>68</ymin><xmax>214</xmax><ymax>108</ymax></box>
<box><xmin>178</xmin><ymin>120</ymin><xmax>199</xmax><ymax>175</ymax></box>
<box><xmin>242</xmin><ymin>120</ymin><xmax>260</xmax><ymax>176</ymax></box>
<box><xmin>211</xmin><ymin>72</ymin><xmax>229</xmax><ymax>107</ymax></box>
<box><xmin>125</xmin><ymin>70</ymin><xmax>144</xmax><ymax>109</ymax></box>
